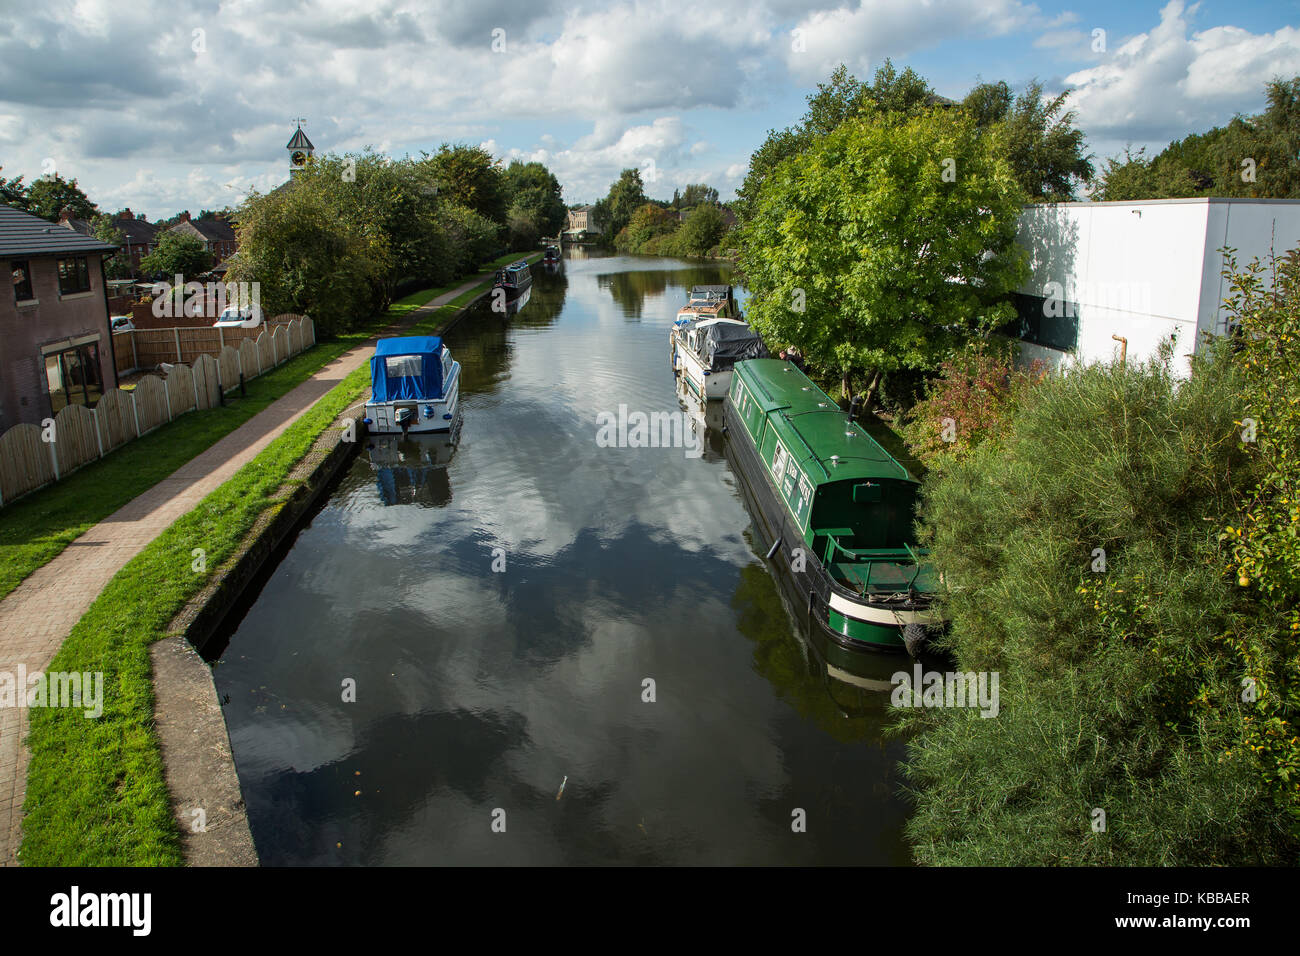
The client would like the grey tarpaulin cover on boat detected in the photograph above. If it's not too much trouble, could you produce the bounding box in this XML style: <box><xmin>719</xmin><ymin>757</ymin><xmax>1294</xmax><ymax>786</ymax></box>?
<box><xmin>702</xmin><ymin>322</ymin><xmax>767</xmax><ymax>370</ymax></box>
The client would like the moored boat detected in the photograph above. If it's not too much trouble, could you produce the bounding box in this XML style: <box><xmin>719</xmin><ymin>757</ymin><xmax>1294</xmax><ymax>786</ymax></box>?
<box><xmin>669</xmin><ymin>285</ymin><xmax>764</xmax><ymax>400</ymax></box>
<box><xmin>363</xmin><ymin>335</ymin><xmax>460</xmax><ymax>435</ymax></box>
<box><xmin>493</xmin><ymin>259</ymin><xmax>534</xmax><ymax>299</ymax></box>
<box><xmin>723</xmin><ymin>358</ymin><xmax>941</xmax><ymax>653</ymax></box>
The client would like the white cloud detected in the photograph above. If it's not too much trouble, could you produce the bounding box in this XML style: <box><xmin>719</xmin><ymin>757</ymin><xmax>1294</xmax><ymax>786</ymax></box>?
<box><xmin>1065</xmin><ymin>1</ymin><xmax>1300</xmax><ymax>142</ymax></box>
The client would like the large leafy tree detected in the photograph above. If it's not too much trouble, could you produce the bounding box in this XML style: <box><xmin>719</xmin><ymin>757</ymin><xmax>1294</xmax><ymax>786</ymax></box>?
<box><xmin>25</xmin><ymin>173</ymin><xmax>98</xmax><ymax>221</ymax></box>
<box><xmin>739</xmin><ymin>106</ymin><xmax>1027</xmax><ymax>404</ymax></box>
<box><xmin>140</xmin><ymin>231</ymin><xmax>213</xmax><ymax>281</ymax></box>
<box><xmin>0</xmin><ymin>166</ymin><xmax>30</xmax><ymax>210</ymax></box>
<box><xmin>91</xmin><ymin>215</ymin><xmax>132</xmax><ymax>279</ymax></box>
<box><xmin>673</xmin><ymin>202</ymin><xmax>727</xmax><ymax>256</ymax></box>
<box><xmin>501</xmin><ymin>160</ymin><xmax>566</xmax><ymax>244</ymax></box>
<box><xmin>592</xmin><ymin>168</ymin><xmax>647</xmax><ymax>242</ymax></box>
<box><xmin>422</xmin><ymin>144</ymin><xmax>507</xmax><ymax>225</ymax></box>
<box><xmin>614</xmin><ymin>202</ymin><xmax>678</xmax><ymax>253</ymax></box>
<box><xmin>963</xmin><ymin>79</ymin><xmax>1093</xmax><ymax>200</ymax></box>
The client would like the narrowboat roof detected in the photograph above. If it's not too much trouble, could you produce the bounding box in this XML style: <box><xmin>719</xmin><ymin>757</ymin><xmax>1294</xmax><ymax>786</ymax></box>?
<box><xmin>375</xmin><ymin>335</ymin><xmax>442</xmax><ymax>357</ymax></box>
<box><xmin>734</xmin><ymin>359</ymin><xmax>914</xmax><ymax>485</ymax></box>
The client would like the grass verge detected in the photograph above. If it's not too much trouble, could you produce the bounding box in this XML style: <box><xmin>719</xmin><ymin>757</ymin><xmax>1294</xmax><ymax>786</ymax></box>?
<box><xmin>16</xmin><ymin>257</ymin><xmax>527</xmax><ymax>865</ymax></box>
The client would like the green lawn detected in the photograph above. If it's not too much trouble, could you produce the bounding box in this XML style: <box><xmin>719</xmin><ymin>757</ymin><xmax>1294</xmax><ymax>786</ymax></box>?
<box><xmin>16</xmin><ymin>254</ymin><xmax>536</xmax><ymax>865</ymax></box>
<box><xmin>0</xmin><ymin>253</ymin><xmax>526</xmax><ymax>603</ymax></box>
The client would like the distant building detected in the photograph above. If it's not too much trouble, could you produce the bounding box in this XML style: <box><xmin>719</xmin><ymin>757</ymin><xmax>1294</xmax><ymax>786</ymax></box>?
<box><xmin>167</xmin><ymin>212</ymin><xmax>237</xmax><ymax>266</ymax></box>
<box><xmin>565</xmin><ymin>205</ymin><xmax>602</xmax><ymax>237</ymax></box>
<box><xmin>1007</xmin><ymin>197</ymin><xmax>1300</xmax><ymax>376</ymax></box>
<box><xmin>1</xmin><ymin>203</ymin><xmax>119</xmax><ymax>431</ymax></box>
<box><xmin>58</xmin><ymin>207</ymin><xmax>159</xmax><ymax>276</ymax></box>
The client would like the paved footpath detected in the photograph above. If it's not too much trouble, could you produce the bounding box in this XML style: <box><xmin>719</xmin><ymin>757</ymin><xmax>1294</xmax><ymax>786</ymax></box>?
<box><xmin>0</xmin><ymin>275</ymin><xmax>490</xmax><ymax>865</ymax></box>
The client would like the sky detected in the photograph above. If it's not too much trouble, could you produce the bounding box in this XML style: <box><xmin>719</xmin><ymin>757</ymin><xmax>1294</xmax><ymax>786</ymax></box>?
<box><xmin>0</xmin><ymin>0</ymin><xmax>1297</xmax><ymax>218</ymax></box>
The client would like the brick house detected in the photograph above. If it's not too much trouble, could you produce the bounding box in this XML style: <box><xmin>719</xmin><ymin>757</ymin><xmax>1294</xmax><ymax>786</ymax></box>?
<box><xmin>58</xmin><ymin>207</ymin><xmax>159</xmax><ymax>276</ymax></box>
<box><xmin>167</xmin><ymin>212</ymin><xmax>237</xmax><ymax>265</ymax></box>
<box><xmin>2</xmin><ymin>203</ymin><xmax>119</xmax><ymax>432</ymax></box>
<box><xmin>565</xmin><ymin>205</ymin><xmax>602</xmax><ymax>237</ymax></box>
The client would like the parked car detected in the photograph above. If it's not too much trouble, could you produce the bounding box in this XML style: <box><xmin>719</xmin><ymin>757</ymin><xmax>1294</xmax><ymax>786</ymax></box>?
<box><xmin>110</xmin><ymin>315</ymin><xmax>135</xmax><ymax>332</ymax></box>
<box><xmin>213</xmin><ymin>304</ymin><xmax>264</xmax><ymax>328</ymax></box>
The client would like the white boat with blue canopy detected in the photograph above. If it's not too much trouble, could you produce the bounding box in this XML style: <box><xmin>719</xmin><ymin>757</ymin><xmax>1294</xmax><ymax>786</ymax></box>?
<box><xmin>364</xmin><ymin>335</ymin><xmax>460</xmax><ymax>435</ymax></box>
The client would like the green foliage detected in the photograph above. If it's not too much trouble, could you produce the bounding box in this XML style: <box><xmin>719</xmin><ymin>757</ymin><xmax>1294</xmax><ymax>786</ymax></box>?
<box><xmin>902</xmin><ymin>343</ymin><xmax>1298</xmax><ymax>864</ymax></box>
<box><xmin>0</xmin><ymin>166</ymin><xmax>30</xmax><ymax>210</ymax></box>
<box><xmin>673</xmin><ymin>203</ymin><xmax>727</xmax><ymax>257</ymax></box>
<box><xmin>1096</xmin><ymin>77</ymin><xmax>1300</xmax><ymax>200</ymax></box>
<box><xmin>139</xmin><ymin>231</ymin><xmax>213</xmax><ymax>281</ymax></box>
<box><xmin>90</xmin><ymin>215</ymin><xmax>132</xmax><ymax>280</ymax></box>
<box><xmin>424</xmin><ymin>143</ymin><xmax>507</xmax><ymax>224</ymax></box>
<box><xmin>614</xmin><ymin>202</ymin><xmax>679</xmax><ymax>253</ymax></box>
<box><xmin>502</xmin><ymin>160</ymin><xmax>566</xmax><ymax>244</ymax></box>
<box><xmin>1218</xmin><ymin>247</ymin><xmax>1300</xmax><ymax>820</ymax></box>
<box><xmin>738</xmin><ymin>105</ymin><xmax>1027</xmax><ymax>397</ymax></box>
<box><xmin>900</xmin><ymin>339</ymin><xmax>1044</xmax><ymax>466</ymax></box>
<box><xmin>963</xmin><ymin>79</ymin><xmax>1094</xmax><ymax>200</ymax></box>
<box><xmin>593</xmin><ymin>168</ymin><xmax>647</xmax><ymax>242</ymax></box>
<box><xmin>25</xmin><ymin>173</ymin><xmax>98</xmax><ymax>222</ymax></box>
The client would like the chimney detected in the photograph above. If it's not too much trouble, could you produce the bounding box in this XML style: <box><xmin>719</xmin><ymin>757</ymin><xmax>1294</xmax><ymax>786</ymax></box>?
<box><xmin>178</xmin><ymin>211</ymin><xmax>190</xmax><ymax>222</ymax></box>
<box><xmin>120</xmin><ymin>208</ymin><xmax>133</xmax><ymax>220</ymax></box>
<box><xmin>58</xmin><ymin>207</ymin><xmax>72</xmax><ymax>224</ymax></box>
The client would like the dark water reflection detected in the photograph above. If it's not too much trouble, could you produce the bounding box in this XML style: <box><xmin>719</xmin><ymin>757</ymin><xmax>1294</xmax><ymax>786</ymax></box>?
<box><xmin>212</xmin><ymin>252</ymin><xmax>914</xmax><ymax>865</ymax></box>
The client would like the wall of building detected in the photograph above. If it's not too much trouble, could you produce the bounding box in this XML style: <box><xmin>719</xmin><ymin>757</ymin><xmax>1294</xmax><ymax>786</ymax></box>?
<box><xmin>1013</xmin><ymin>199</ymin><xmax>1300</xmax><ymax>376</ymax></box>
<box><xmin>0</xmin><ymin>254</ymin><xmax>115</xmax><ymax>432</ymax></box>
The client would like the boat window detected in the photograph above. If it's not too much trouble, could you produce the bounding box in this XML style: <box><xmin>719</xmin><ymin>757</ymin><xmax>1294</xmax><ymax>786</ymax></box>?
<box><xmin>385</xmin><ymin>355</ymin><xmax>422</xmax><ymax>377</ymax></box>
<box><xmin>853</xmin><ymin>482</ymin><xmax>882</xmax><ymax>503</ymax></box>
<box><xmin>772</xmin><ymin>442</ymin><xmax>788</xmax><ymax>482</ymax></box>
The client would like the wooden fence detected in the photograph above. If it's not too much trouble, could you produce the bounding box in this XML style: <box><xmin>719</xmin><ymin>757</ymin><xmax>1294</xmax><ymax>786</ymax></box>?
<box><xmin>0</xmin><ymin>315</ymin><xmax>316</xmax><ymax>507</ymax></box>
<box><xmin>112</xmin><ymin>314</ymin><xmax>308</xmax><ymax>376</ymax></box>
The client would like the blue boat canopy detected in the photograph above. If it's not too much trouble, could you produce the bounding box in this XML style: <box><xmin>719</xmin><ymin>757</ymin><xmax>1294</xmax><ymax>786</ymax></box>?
<box><xmin>370</xmin><ymin>336</ymin><xmax>444</xmax><ymax>402</ymax></box>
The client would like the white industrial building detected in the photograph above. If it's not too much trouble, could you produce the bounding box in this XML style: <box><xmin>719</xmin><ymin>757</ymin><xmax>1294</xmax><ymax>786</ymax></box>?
<box><xmin>1007</xmin><ymin>198</ymin><xmax>1300</xmax><ymax>375</ymax></box>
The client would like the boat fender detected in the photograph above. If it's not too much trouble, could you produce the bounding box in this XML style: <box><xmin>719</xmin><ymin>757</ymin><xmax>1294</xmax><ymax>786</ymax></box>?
<box><xmin>765</xmin><ymin>538</ymin><xmax>782</xmax><ymax>560</ymax></box>
<box><xmin>903</xmin><ymin>622</ymin><xmax>929</xmax><ymax>658</ymax></box>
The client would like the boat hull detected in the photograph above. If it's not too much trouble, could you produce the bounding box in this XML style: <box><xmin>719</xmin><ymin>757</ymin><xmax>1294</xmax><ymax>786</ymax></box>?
<box><xmin>365</xmin><ymin>367</ymin><xmax>460</xmax><ymax>435</ymax></box>
<box><xmin>671</xmin><ymin>329</ymin><xmax>733</xmax><ymax>401</ymax></box>
<box><xmin>722</xmin><ymin>397</ymin><xmax>934</xmax><ymax>652</ymax></box>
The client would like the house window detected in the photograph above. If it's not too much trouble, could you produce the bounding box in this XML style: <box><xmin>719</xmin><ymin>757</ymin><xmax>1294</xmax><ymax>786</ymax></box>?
<box><xmin>57</xmin><ymin>256</ymin><xmax>92</xmax><ymax>295</ymax></box>
<box><xmin>44</xmin><ymin>342</ymin><xmax>103</xmax><ymax>412</ymax></box>
<box><xmin>12</xmin><ymin>260</ymin><xmax>33</xmax><ymax>302</ymax></box>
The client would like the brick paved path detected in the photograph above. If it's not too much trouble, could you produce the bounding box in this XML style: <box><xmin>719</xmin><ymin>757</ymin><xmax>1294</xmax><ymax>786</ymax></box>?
<box><xmin>0</xmin><ymin>278</ymin><xmax>487</xmax><ymax>865</ymax></box>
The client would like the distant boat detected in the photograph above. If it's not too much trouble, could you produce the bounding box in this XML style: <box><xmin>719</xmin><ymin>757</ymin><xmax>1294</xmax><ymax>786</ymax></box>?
<box><xmin>363</xmin><ymin>336</ymin><xmax>460</xmax><ymax>435</ymax></box>
<box><xmin>670</xmin><ymin>285</ymin><xmax>764</xmax><ymax>401</ymax></box>
<box><xmin>541</xmin><ymin>246</ymin><xmax>562</xmax><ymax>268</ymax></box>
<box><xmin>493</xmin><ymin>259</ymin><xmax>534</xmax><ymax>299</ymax></box>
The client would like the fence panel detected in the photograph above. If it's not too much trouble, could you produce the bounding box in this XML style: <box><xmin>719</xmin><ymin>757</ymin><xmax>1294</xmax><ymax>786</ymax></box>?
<box><xmin>177</xmin><ymin>327</ymin><xmax>221</xmax><ymax>365</ymax></box>
<box><xmin>168</xmin><ymin>363</ymin><xmax>196</xmax><ymax>418</ymax></box>
<box><xmin>257</xmin><ymin>329</ymin><xmax>274</xmax><ymax>371</ymax></box>
<box><xmin>133</xmin><ymin>374</ymin><xmax>170</xmax><ymax>434</ymax></box>
<box><xmin>113</xmin><ymin>331</ymin><xmax>138</xmax><ymax>374</ymax></box>
<box><xmin>271</xmin><ymin>326</ymin><xmax>289</xmax><ymax>366</ymax></box>
<box><xmin>52</xmin><ymin>404</ymin><xmax>101</xmax><ymax>477</ymax></box>
<box><xmin>95</xmin><ymin>388</ymin><xmax>137</xmax><ymax>452</ymax></box>
<box><xmin>239</xmin><ymin>338</ymin><xmax>260</xmax><ymax>379</ymax></box>
<box><xmin>134</xmin><ymin>329</ymin><xmax>183</xmax><ymax>369</ymax></box>
<box><xmin>218</xmin><ymin>346</ymin><xmax>241</xmax><ymax>391</ymax></box>
<box><xmin>0</xmin><ymin>423</ymin><xmax>55</xmax><ymax>504</ymax></box>
<box><xmin>193</xmin><ymin>355</ymin><xmax>221</xmax><ymax>410</ymax></box>
<box><xmin>303</xmin><ymin>316</ymin><xmax>315</xmax><ymax>347</ymax></box>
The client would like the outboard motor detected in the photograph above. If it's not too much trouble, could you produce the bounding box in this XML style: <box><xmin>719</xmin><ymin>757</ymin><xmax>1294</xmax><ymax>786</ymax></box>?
<box><xmin>395</xmin><ymin>407</ymin><xmax>415</xmax><ymax>432</ymax></box>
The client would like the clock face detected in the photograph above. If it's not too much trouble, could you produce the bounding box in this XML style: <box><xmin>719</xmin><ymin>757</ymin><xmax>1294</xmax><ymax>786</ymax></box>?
<box><xmin>291</xmin><ymin>150</ymin><xmax>307</xmax><ymax>166</ymax></box>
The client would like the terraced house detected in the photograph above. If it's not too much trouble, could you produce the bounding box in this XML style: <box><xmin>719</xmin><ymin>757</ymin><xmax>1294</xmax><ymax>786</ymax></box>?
<box><xmin>0</xmin><ymin>203</ymin><xmax>119</xmax><ymax>432</ymax></box>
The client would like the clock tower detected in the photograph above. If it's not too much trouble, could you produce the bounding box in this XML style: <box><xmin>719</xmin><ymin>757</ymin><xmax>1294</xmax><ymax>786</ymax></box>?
<box><xmin>286</xmin><ymin>120</ymin><xmax>315</xmax><ymax>178</ymax></box>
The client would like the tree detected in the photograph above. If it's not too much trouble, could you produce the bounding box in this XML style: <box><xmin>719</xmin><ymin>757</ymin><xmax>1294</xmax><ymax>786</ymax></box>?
<box><xmin>963</xmin><ymin>79</ymin><xmax>1093</xmax><ymax>200</ymax></box>
<box><xmin>739</xmin><ymin>105</ymin><xmax>1027</xmax><ymax>404</ymax></box>
<box><xmin>501</xmin><ymin>160</ymin><xmax>566</xmax><ymax>239</ymax></box>
<box><xmin>614</xmin><ymin>202</ymin><xmax>678</xmax><ymax>253</ymax></box>
<box><xmin>25</xmin><ymin>173</ymin><xmax>97</xmax><ymax>222</ymax></box>
<box><xmin>672</xmin><ymin>202</ymin><xmax>727</xmax><ymax>256</ymax></box>
<box><xmin>594</xmin><ymin>168</ymin><xmax>647</xmax><ymax>243</ymax></box>
<box><xmin>91</xmin><ymin>215</ymin><xmax>132</xmax><ymax>280</ymax></box>
<box><xmin>677</xmin><ymin>183</ymin><xmax>719</xmax><ymax>208</ymax></box>
<box><xmin>423</xmin><ymin>144</ymin><xmax>507</xmax><ymax>225</ymax></box>
<box><xmin>139</xmin><ymin>231</ymin><xmax>213</xmax><ymax>281</ymax></box>
<box><xmin>0</xmin><ymin>167</ymin><xmax>29</xmax><ymax>210</ymax></box>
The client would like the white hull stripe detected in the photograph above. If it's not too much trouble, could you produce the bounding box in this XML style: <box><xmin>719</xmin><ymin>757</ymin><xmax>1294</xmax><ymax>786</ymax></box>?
<box><xmin>827</xmin><ymin>590</ymin><xmax>936</xmax><ymax>626</ymax></box>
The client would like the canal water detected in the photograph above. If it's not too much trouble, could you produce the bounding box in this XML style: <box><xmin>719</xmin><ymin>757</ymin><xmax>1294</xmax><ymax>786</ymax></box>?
<box><xmin>210</xmin><ymin>251</ymin><xmax>915</xmax><ymax>865</ymax></box>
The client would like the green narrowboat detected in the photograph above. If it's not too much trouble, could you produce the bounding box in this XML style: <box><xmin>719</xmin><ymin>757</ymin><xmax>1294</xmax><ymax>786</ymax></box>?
<box><xmin>723</xmin><ymin>359</ymin><xmax>941</xmax><ymax>653</ymax></box>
